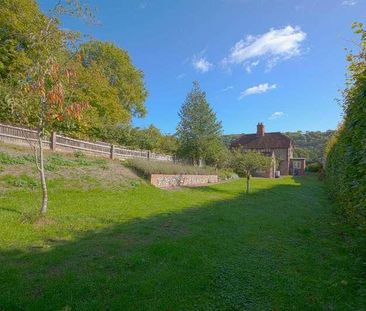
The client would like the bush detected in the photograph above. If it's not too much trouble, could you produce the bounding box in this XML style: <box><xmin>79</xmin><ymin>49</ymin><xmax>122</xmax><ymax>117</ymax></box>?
<box><xmin>218</xmin><ymin>169</ymin><xmax>239</xmax><ymax>181</ymax></box>
<box><xmin>73</xmin><ymin>151</ymin><xmax>86</xmax><ymax>158</ymax></box>
<box><xmin>45</xmin><ymin>154</ymin><xmax>107</xmax><ymax>171</ymax></box>
<box><xmin>125</xmin><ymin>158</ymin><xmax>217</xmax><ymax>177</ymax></box>
<box><xmin>2</xmin><ymin>174</ymin><xmax>38</xmax><ymax>189</ymax></box>
<box><xmin>306</xmin><ymin>162</ymin><xmax>322</xmax><ymax>173</ymax></box>
<box><xmin>0</xmin><ymin>152</ymin><xmax>34</xmax><ymax>165</ymax></box>
<box><xmin>45</xmin><ymin>155</ymin><xmax>75</xmax><ymax>170</ymax></box>
<box><xmin>325</xmin><ymin>23</ymin><xmax>366</xmax><ymax>228</ymax></box>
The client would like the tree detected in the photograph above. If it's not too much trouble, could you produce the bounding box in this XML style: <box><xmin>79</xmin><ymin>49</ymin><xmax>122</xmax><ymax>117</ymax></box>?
<box><xmin>230</xmin><ymin>150</ymin><xmax>272</xmax><ymax>193</ymax></box>
<box><xmin>176</xmin><ymin>81</ymin><xmax>225</xmax><ymax>166</ymax></box>
<box><xmin>70</xmin><ymin>61</ymin><xmax>129</xmax><ymax>136</ymax></box>
<box><xmin>0</xmin><ymin>1</ymin><xmax>148</xmax><ymax>141</ymax></box>
<box><xmin>159</xmin><ymin>134</ymin><xmax>178</xmax><ymax>155</ymax></box>
<box><xmin>0</xmin><ymin>0</ymin><xmax>60</xmax><ymax>81</ymax></box>
<box><xmin>79</xmin><ymin>41</ymin><xmax>148</xmax><ymax>122</ymax></box>
<box><xmin>1</xmin><ymin>0</ymin><xmax>92</xmax><ymax>214</ymax></box>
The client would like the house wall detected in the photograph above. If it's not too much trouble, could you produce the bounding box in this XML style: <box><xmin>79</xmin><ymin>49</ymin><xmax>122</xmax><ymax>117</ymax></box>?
<box><xmin>253</xmin><ymin>166</ymin><xmax>275</xmax><ymax>178</ymax></box>
<box><xmin>243</xmin><ymin>147</ymin><xmax>291</xmax><ymax>175</ymax></box>
<box><xmin>274</xmin><ymin>149</ymin><xmax>289</xmax><ymax>175</ymax></box>
<box><xmin>290</xmin><ymin>159</ymin><xmax>306</xmax><ymax>176</ymax></box>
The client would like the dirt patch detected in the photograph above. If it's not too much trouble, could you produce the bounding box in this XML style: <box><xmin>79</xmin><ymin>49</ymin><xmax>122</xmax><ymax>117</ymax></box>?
<box><xmin>33</xmin><ymin>217</ymin><xmax>56</xmax><ymax>227</ymax></box>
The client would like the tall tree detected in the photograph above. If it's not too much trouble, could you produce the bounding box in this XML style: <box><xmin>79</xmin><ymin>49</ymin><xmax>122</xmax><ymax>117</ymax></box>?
<box><xmin>176</xmin><ymin>81</ymin><xmax>225</xmax><ymax>166</ymax></box>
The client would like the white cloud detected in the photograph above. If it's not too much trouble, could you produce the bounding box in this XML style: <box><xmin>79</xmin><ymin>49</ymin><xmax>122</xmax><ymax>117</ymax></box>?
<box><xmin>223</xmin><ymin>26</ymin><xmax>306</xmax><ymax>71</ymax></box>
<box><xmin>245</xmin><ymin>60</ymin><xmax>260</xmax><ymax>73</ymax></box>
<box><xmin>192</xmin><ymin>56</ymin><xmax>213</xmax><ymax>73</ymax></box>
<box><xmin>176</xmin><ymin>73</ymin><xmax>186</xmax><ymax>80</ymax></box>
<box><xmin>268</xmin><ymin>111</ymin><xmax>284</xmax><ymax>120</ymax></box>
<box><xmin>221</xmin><ymin>85</ymin><xmax>234</xmax><ymax>92</ymax></box>
<box><xmin>239</xmin><ymin>83</ymin><xmax>276</xmax><ymax>99</ymax></box>
<box><xmin>342</xmin><ymin>0</ymin><xmax>358</xmax><ymax>5</ymax></box>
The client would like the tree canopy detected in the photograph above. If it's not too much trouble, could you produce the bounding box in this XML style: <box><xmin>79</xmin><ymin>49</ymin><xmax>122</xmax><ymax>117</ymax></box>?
<box><xmin>230</xmin><ymin>149</ymin><xmax>272</xmax><ymax>193</ymax></box>
<box><xmin>176</xmin><ymin>81</ymin><xmax>225</xmax><ymax>166</ymax></box>
<box><xmin>0</xmin><ymin>0</ymin><xmax>148</xmax><ymax>138</ymax></box>
<box><xmin>79</xmin><ymin>41</ymin><xmax>148</xmax><ymax>121</ymax></box>
<box><xmin>0</xmin><ymin>0</ymin><xmax>62</xmax><ymax>80</ymax></box>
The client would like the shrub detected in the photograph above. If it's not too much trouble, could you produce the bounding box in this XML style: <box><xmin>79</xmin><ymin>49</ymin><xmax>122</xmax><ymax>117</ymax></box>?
<box><xmin>45</xmin><ymin>154</ymin><xmax>108</xmax><ymax>171</ymax></box>
<box><xmin>73</xmin><ymin>151</ymin><xmax>86</xmax><ymax>158</ymax></box>
<box><xmin>2</xmin><ymin>174</ymin><xmax>38</xmax><ymax>189</ymax></box>
<box><xmin>306</xmin><ymin>162</ymin><xmax>322</xmax><ymax>173</ymax></box>
<box><xmin>0</xmin><ymin>152</ymin><xmax>25</xmax><ymax>165</ymax></box>
<box><xmin>0</xmin><ymin>152</ymin><xmax>35</xmax><ymax>165</ymax></box>
<box><xmin>125</xmin><ymin>158</ymin><xmax>217</xmax><ymax>177</ymax></box>
<box><xmin>45</xmin><ymin>155</ymin><xmax>75</xmax><ymax>171</ymax></box>
<box><xmin>325</xmin><ymin>23</ymin><xmax>366</xmax><ymax>228</ymax></box>
<box><xmin>218</xmin><ymin>169</ymin><xmax>239</xmax><ymax>181</ymax></box>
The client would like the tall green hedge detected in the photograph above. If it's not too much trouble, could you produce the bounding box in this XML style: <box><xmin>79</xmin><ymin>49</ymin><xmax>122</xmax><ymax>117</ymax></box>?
<box><xmin>326</xmin><ymin>23</ymin><xmax>366</xmax><ymax>227</ymax></box>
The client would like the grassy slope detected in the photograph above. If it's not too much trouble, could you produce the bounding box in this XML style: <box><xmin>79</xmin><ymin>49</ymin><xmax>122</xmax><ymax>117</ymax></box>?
<box><xmin>0</xmin><ymin>148</ymin><xmax>365</xmax><ymax>309</ymax></box>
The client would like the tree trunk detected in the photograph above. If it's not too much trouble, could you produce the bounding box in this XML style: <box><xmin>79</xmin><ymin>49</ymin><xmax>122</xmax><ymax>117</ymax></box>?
<box><xmin>38</xmin><ymin>132</ymin><xmax>48</xmax><ymax>215</ymax></box>
<box><xmin>246</xmin><ymin>174</ymin><xmax>250</xmax><ymax>194</ymax></box>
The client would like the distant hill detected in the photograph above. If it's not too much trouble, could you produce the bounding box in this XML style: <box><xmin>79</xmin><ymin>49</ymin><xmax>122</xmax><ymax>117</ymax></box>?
<box><xmin>223</xmin><ymin>130</ymin><xmax>335</xmax><ymax>163</ymax></box>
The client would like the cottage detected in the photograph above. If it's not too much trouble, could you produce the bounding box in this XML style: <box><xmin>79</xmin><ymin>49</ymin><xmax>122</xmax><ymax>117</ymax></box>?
<box><xmin>231</xmin><ymin>123</ymin><xmax>303</xmax><ymax>177</ymax></box>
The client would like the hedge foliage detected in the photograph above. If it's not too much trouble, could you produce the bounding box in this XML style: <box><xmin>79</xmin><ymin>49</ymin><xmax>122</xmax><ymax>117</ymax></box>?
<box><xmin>125</xmin><ymin>158</ymin><xmax>238</xmax><ymax>181</ymax></box>
<box><xmin>326</xmin><ymin>23</ymin><xmax>366</xmax><ymax>227</ymax></box>
<box><xmin>126</xmin><ymin>158</ymin><xmax>217</xmax><ymax>176</ymax></box>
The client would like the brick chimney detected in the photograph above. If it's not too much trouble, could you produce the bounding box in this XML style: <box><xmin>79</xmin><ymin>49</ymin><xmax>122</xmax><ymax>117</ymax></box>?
<box><xmin>257</xmin><ymin>122</ymin><xmax>265</xmax><ymax>137</ymax></box>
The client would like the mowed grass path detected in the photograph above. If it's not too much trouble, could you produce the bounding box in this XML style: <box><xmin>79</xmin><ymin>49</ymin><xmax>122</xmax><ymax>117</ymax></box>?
<box><xmin>0</xmin><ymin>176</ymin><xmax>365</xmax><ymax>310</ymax></box>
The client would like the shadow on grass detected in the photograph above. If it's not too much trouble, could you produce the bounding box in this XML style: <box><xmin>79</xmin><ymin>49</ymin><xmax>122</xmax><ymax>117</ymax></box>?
<box><xmin>0</xmin><ymin>177</ymin><xmax>364</xmax><ymax>310</ymax></box>
<box><xmin>0</xmin><ymin>207</ymin><xmax>22</xmax><ymax>214</ymax></box>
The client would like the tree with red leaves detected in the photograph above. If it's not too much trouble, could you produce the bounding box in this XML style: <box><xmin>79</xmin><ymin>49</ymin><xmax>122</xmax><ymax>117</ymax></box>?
<box><xmin>12</xmin><ymin>1</ymin><xmax>93</xmax><ymax>214</ymax></box>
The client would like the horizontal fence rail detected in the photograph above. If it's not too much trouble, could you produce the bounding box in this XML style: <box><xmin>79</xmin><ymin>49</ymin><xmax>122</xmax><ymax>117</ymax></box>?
<box><xmin>0</xmin><ymin>123</ymin><xmax>174</xmax><ymax>162</ymax></box>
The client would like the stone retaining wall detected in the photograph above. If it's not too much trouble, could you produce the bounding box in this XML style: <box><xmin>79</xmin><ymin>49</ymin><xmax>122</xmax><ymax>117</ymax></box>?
<box><xmin>150</xmin><ymin>174</ymin><xmax>218</xmax><ymax>188</ymax></box>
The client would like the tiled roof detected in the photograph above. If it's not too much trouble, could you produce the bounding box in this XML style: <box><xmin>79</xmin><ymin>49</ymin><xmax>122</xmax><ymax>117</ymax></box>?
<box><xmin>231</xmin><ymin>132</ymin><xmax>292</xmax><ymax>149</ymax></box>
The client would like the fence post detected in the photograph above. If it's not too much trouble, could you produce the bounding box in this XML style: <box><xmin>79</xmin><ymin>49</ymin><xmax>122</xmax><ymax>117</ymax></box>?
<box><xmin>51</xmin><ymin>132</ymin><xmax>57</xmax><ymax>151</ymax></box>
<box><xmin>147</xmin><ymin>151</ymin><xmax>150</xmax><ymax>160</ymax></box>
<box><xmin>110</xmin><ymin>144</ymin><xmax>115</xmax><ymax>160</ymax></box>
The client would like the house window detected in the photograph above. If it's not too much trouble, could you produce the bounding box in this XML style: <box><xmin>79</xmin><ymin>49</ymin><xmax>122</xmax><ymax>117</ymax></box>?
<box><xmin>293</xmin><ymin>161</ymin><xmax>301</xmax><ymax>169</ymax></box>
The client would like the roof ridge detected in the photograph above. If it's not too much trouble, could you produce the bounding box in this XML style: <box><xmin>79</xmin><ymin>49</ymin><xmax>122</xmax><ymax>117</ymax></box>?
<box><xmin>239</xmin><ymin>131</ymin><xmax>284</xmax><ymax>136</ymax></box>
<box><xmin>230</xmin><ymin>131</ymin><xmax>291</xmax><ymax>149</ymax></box>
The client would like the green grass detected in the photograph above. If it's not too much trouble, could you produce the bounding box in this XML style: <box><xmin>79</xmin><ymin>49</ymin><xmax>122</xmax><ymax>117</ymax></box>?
<box><xmin>0</xmin><ymin>174</ymin><xmax>365</xmax><ymax>310</ymax></box>
<box><xmin>2</xmin><ymin>174</ymin><xmax>39</xmax><ymax>189</ymax></box>
<box><xmin>44</xmin><ymin>154</ymin><xmax>108</xmax><ymax>171</ymax></box>
<box><xmin>0</xmin><ymin>149</ymin><xmax>107</xmax><ymax>172</ymax></box>
<box><xmin>0</xmin><ymin>151</ymin><xmax>34</xmax><ymax>165</ymax></box>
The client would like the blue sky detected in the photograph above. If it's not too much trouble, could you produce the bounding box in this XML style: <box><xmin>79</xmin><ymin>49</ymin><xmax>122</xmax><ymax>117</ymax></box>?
<box><xmin>38</xmin><ymin>0</ymin><xmax>365</xmax><ymax>134</ymax></box>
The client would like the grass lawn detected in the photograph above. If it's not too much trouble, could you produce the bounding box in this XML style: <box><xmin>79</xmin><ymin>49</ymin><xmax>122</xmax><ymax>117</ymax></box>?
<box><xmin>0</xmin><ymin>151</ymin><xmax>365</xmax><ymax>309</ymax></box>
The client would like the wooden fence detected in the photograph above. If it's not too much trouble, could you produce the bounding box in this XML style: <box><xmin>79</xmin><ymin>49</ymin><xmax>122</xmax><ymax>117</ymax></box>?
<box><xmin>0</xmin><ymin>123</ymin><xmax>174</xmax><ymax>162</ymax></box>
